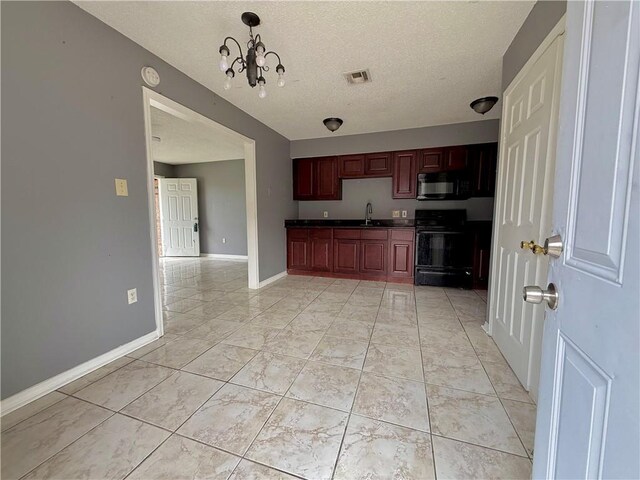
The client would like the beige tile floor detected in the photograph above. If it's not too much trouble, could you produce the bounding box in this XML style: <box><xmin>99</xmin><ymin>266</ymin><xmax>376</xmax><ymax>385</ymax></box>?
<box><xmin>1</xmin><ymin>257</ymin><xmax>537</xmax><ymax>479</ymax></box>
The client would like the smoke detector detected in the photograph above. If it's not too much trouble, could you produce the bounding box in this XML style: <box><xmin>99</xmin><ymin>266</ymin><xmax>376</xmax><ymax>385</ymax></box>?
<box><xmin>344</xmin><ymin>69</ymin><xmax>372</xmax><ymax>85</ymax></box>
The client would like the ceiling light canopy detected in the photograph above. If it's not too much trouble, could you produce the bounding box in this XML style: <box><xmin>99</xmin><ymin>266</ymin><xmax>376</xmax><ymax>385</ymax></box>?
<box><xmin>470</xmin><ymin>96</ymin><xmax>499</xmax><ymax>115</ymax></box>
<box><xmin>323</xmin><ymin>118</ymin><xmax>344</xmax><ymax>132</ymax></box>
<box><xmin>218</xmin><ymin>12</ymin><xmax>285</xmax><ymax>98</ymax></box>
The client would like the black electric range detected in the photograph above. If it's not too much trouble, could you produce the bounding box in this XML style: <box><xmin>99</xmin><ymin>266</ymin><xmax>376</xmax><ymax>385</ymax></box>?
<box><xmin>414</xmin><ymin>209</ymin><xmax>473</xmax><ymax>288</ymax></box>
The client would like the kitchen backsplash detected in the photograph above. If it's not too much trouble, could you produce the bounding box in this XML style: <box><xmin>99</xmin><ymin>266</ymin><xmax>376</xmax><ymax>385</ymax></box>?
<box><xmin>297</xmin><ymin>177</ymin><xmax>495</xmax><ymax>220</ymax></box>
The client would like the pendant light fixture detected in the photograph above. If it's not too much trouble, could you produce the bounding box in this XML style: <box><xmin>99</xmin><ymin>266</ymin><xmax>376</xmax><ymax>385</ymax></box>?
<box><xmin>218</xmin><ymin>12</ymin><xmax>285</xmax><ymax>98</ymax></box>
<box><xmin>470</xmin><ymin>96</ymin><xmax>499</xmax><ymax>115</ymax></box>
<box><xmin>323</xmin><ymin>118</ymin><xmax>344</xmax><ymax>132</ymax></box>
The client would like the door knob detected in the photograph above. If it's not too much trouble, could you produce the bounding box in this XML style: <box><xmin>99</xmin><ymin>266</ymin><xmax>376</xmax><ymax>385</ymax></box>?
<box><xmin>520</xmin><ymin>234</ymin><xmax>563</xmax><ymax>258</ymax></box>
<box><xmin>523</xmin><ymin>283</ymin><xmax>559</xmax><ymax>310</ymax></box>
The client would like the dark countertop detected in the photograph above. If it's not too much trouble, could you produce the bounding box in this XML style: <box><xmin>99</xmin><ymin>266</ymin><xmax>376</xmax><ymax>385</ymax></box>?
<box><xmin>285</xmin><ymin>219</ymin><xmax>415</xmax><ymax>228</ymax></box>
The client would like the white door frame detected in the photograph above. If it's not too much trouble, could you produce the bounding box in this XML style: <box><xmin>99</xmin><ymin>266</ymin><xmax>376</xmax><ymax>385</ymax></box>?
<box><xmin>486</xmin><ymin>15</ymin><xmax>566</xmax><ymax>339</ymax></box>
<box><xmin>142</xmin><ymin>87</ymin><xmax>260</xmax><ymax>336</ymax></box>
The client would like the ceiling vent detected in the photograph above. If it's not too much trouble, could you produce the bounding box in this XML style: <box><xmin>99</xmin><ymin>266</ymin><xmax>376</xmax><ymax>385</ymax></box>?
<box><xmin>344</xmin><ymin>69</ymin><xmax>372</xmax><ymax>85</ymax></box>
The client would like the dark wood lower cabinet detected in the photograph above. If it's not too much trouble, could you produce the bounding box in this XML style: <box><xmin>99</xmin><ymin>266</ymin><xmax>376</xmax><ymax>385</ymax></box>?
<box><xmin>310</xmin><ymin>229</ymin><xmax>333</xmax><ymax>272</ymax></box>
<box><xmin>333</xmin><ymin>239</ymin><xmax>360</xmax><ymax>274</ymax></box>
<box><xmin>470</xmin><ymin>222</ymin><xmax>492</xmax><ymax>289</ymax></box>
<box><xmin>360</xmin><ymin>240</ymin><xmax>387</xmax><ymax>275</ymax></box>
<box><xmin>287</xmin><ymin>228</ymin><xmax>310</xmax><ymax>270</ymax></box>
<box><xmin>287</xmin><ymin>227</ymin><xmax>414</xmax><ymax>282</ymax></box>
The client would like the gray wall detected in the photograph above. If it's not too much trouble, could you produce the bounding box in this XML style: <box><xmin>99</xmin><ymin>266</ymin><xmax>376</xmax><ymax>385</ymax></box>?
<box><xmin>173</xmin><ymin>161</ymin><xmax>247</xmax><ymax>256</ymax></box>
<box><xmin>153</xmin><ymin>161</ymin><xmax>175</xmax><ymax>177</ymax></box>
<box><xmin>292</xmin><ymin>120</ymin><xmax>499</xmax><ymax>221</ymax></box>
<box><xmin>290</xmin><ymin>120</ymin><xmax>499</xmax><ymax>158</ymax></box>
<box><xmin>502</xmin><ymin>0</ymin><xmax>567</xmax><ymax>89</ymax></box>
<box><xmin>1</xmin><ymin>1</ymin><xmax>294</xmax><ymax>399</ymax></box>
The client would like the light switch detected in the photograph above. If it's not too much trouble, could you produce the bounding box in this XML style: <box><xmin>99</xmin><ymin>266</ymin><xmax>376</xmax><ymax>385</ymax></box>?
<box><xmin>115</xmin><ymin>178</ymin><xmax>128</xmax><ymax>196</ymax></box>
<box><xmin>392</xmin><ymin>210</ymin><xmax>400</xmax><ymax>218</ymax></box>
<box><xmin>323</xmin><ymin>211</ymin><xmax>329</xmax><ymax>218</ymax></box>
<box><xmin>401</xmin><ymin>210</ymin><xmax>408</xmax><ymax>218</ymax></box>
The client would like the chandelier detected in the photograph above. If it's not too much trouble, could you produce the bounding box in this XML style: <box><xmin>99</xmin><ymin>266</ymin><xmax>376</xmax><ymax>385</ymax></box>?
<box><xmin>218</xmin><ymin>12</ymin><xmax>285</xmax><ymax>98</ymax></box>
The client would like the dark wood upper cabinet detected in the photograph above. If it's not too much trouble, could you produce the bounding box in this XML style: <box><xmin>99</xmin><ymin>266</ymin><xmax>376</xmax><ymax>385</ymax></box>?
<box><xmin>392</xmin><ymin>150</ymin><xmax>418</xmax><ymax>199</ymax></box>
<box><xmin>293</xmin><ymin>158</ymin><xmax>314</xmax><ymax>200</ymax></box>
<box><xmin>418</xmin><ymin>148</ymin><xmax>444</xmax><ymax>173</ymax></box>
<box><xmin>338</xmin><ymin>154</ymin><xmax>365</xmax><ymax>178</ymax></box>
<box><xmin>470</xmin><ymin>143</ymin><xmax>498</xmax><ymax>197</ymax></box>
<box><xmin>444</xmin><ymin>146</ymin><xmax>469</xmax><ymax>171</ymax></box>
<box><xmin>364</xmin><ymin>152</ymin><xmax>392</xmax><ymax>177</ymax></box>
<box><xmin>294</xmin><ymin>142</ymin><xmax>497</xmax><ymax>201</ymax></box>
<box><xmin>315</xmin><ymin>156</ymin><xmax>341</xmax><ymax>200</ymax></box>
<box><xmin>293</xmin><ymin>157</ymin><xmax>341</xmax><ymax>200</ymax></box>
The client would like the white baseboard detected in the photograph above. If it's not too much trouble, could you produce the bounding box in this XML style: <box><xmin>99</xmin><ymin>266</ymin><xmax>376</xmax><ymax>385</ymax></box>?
<box><xmin>1</xmin><ymin>330</ymin><xmax>160</xmax><ymax>416</ymax></box>
<box><xmin>258</xmin><ymin>271</ymin><xmax>287</xmax><ymax>289</ymax></box>
<box><xmin>200</xmin><ymin>253</ymin><xmax>248</xmax><ymax>261</ymax></box>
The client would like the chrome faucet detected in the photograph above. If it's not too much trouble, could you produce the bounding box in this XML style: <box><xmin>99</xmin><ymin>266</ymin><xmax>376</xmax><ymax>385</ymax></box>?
<box><xmin>365</xmin><ymin>202</ymin><xmax>373</xmax><ymax>225</ymax></box>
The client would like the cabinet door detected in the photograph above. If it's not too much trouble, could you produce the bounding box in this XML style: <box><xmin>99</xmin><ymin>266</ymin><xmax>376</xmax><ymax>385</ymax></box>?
<box><xmin>470</xmin><ymin>143</ymin><xmax>498</xmax><ymax>196</ymax></box>
<box><xmin>310</xmin><ymin>229</ymin><xmax>333</xmax><ymax>272</ymax></box>
<box><xmin>293</xmin><ymin>158</ymin><xmax>314</xmax><ymax>200</ymax></box>
<box><xmin>315</xmin><ymin>157</ymin><xmax>341</xmax><ymax>200</ymax></box>
<box><xmin>360</xmin><ymin>240</ymin><xmax>387</xmax><ymax>275</ymax></box>
<box><xmin>287</xmin><ymin>229</ymin><xmax>310</xmax><ymax>270</ymax></box>
<box><xmin>364</xmin><ymin>152</ymin><xmax>392</xmax><ymax>177</ymax></box>
<box><xmin>392</xmin><ymin>150</ymin><xmax>417</xmax><ymax>199</ymax></box>
<box><xmin>338</xmin><ymin>154</ymin><xmax>365</xmax><ymax>178</ymax></box>
<box><xmin>444</xmin><ymin>146</ymin><xmax>469</xmax><ymax>170</ymax></box>
<box><xmin>418</xmin><ymin>148</ymin><xmax>444</xmax><ymax>173</ymax></box>
<box><xmin>333</xmin><ymin>239</ymin><xmax>359</xmax><ymax>274</ymax></box>
<box><xmin>472</xmin><ymin>224</ymin><xmax>492</xmax><ymax>289</ymax></box>
<box><xmin>388</xmin><ymin>230</ymin><xmax>415</xmax><ymax>278</ymax></box>
<box><xmin>389</xmin><ymin>240</ymin><xmax>414</xmax><ymax>277</ymax></box>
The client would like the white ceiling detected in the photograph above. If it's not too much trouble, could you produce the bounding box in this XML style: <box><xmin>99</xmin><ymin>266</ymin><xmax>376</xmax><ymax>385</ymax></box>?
<box><xmin>76</xmin><ymin>1</ymin><xmax>534</xmax><ymax>140</ymax></box>
<box><xmin>150</xmin><ymin>106</ymin><xmax>244</xmax><ymax>164</ymax></box>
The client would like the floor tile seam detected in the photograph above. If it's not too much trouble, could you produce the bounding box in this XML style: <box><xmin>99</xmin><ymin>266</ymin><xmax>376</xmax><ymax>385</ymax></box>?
<box><xmin>429</xmin><ymin>431</ymin><xmax>532</xmax><ymax>459</ymax></box>
<box><xmin>15</xmin><ymin>409</ymin><xmax>117</xmax><ymax>480</ymax></box>
<box><xmin>413</xmin><ymin>295</ymin><xmax>439</xmax><ymax>480</ymax></box>
<box><xmin>448</xmin><ymin>313</ymin><xmax>531</xmax><ymax>456</ymax></box>
<box><xmin>1</xmin><ymin>393</ymin><xmax>71</xmax><ymax>435</ymax></box>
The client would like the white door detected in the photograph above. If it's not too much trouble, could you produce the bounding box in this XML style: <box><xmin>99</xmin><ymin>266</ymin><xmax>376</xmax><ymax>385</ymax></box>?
<box><xmin>158</xmin><ymin>178</ymin><xmax>200</xmax><ymax>257</ymax></box>
<box><xmin>533</xmin><ymin>1</ymin><xmax>639</xmax><ymax>478</ymax></box>
<box><xmin>488</xmin><ymin>29</ymin><xmax>564</xmax><ymax>398</ymax></box>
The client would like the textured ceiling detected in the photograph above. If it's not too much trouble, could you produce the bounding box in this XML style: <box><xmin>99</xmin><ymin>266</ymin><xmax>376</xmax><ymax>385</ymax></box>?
<box><xmin>150</xmin><ymin>106</ymin><xmax>244</xmax><ymax>164</ymax></box>
<box><xmin>76</xmin><ymin>1</ymin><xmax>534</xmax><ymax>140</ymax></box>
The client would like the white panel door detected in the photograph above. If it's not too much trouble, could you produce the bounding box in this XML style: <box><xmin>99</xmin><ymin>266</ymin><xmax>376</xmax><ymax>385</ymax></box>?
<box><xmin>158</xmin><ymin>178</ymin><xmax>200</xmax><ymax>257</ymax></box>
<box><xmin>489</xmin><ymin>32</ymin><xmax>564</xmax><ymax>397</ymax></box>
<box><xmin>533</xmin><ymin>1</ymin><xmax>639</xmax><ymax>478</ymax></box>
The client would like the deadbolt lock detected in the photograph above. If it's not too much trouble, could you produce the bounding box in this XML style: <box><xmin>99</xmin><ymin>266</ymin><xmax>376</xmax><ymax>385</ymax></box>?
<box><xmin>520</xmin><ymin>234</ymin><xmax>563</xmax><ymax>259</ymax></box>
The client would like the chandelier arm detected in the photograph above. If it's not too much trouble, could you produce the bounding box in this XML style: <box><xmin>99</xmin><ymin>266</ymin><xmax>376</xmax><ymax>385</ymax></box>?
<box><xmin>223</xmin><ymin>36</ymin><xmax>245</xmax><ymax>59</ymax></box>
<box><xmin>230</xmin><ymin>56</ymin><xmax>245</xmax><ymax>72</ymax></box>
<box><xmin>264</xmin><ymin>51</ymin><xmax>282</xmax><ymax>65</ymax></box>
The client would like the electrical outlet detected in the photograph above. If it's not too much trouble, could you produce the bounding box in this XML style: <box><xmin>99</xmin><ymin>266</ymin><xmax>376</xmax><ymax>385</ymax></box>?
<box><xmin>392</xmin><ymin>210</ymin><xmax>400</xmax><ymax>218</ymax></box>
<box><xmin>115</xmin><ymin>178</ymin><xmax>128</xmax><ymax>196</ymax></box>
<box><xmin>402</xmin><ymin>210</ymin><xmax>408</xmax><ymax>218</ymax></box>
<box><xmin>323</xmin><ymin>211</ymin><xmax>329</xmax><ymax>218</ymax></box>
<box><xmin>222</xmin><ymin>238</ymin><xmax>226</xmax><ymax>244</ymax></box>
<box><xmin>127</xmin><ymin>288</ymin><xmax>137</xmax><ymax>304</ymax></box>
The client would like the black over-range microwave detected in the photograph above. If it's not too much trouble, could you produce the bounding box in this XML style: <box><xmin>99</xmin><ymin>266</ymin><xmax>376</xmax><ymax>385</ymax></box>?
<box><xmin>417</xmin><ymin>172</ymin><xmax>472</xmax><ymax>200</ymax></box>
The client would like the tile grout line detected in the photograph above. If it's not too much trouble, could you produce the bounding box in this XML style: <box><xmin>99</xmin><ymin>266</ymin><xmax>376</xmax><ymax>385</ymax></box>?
<box><xmin>415</xmin><ymin>288</ymin><xmax>439</xmax><ymax>480</ymax></box>
<box><xmin>442</xmin><ymin>290</ymin><xmax>532</xmax><ymax>458</ymax></box>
